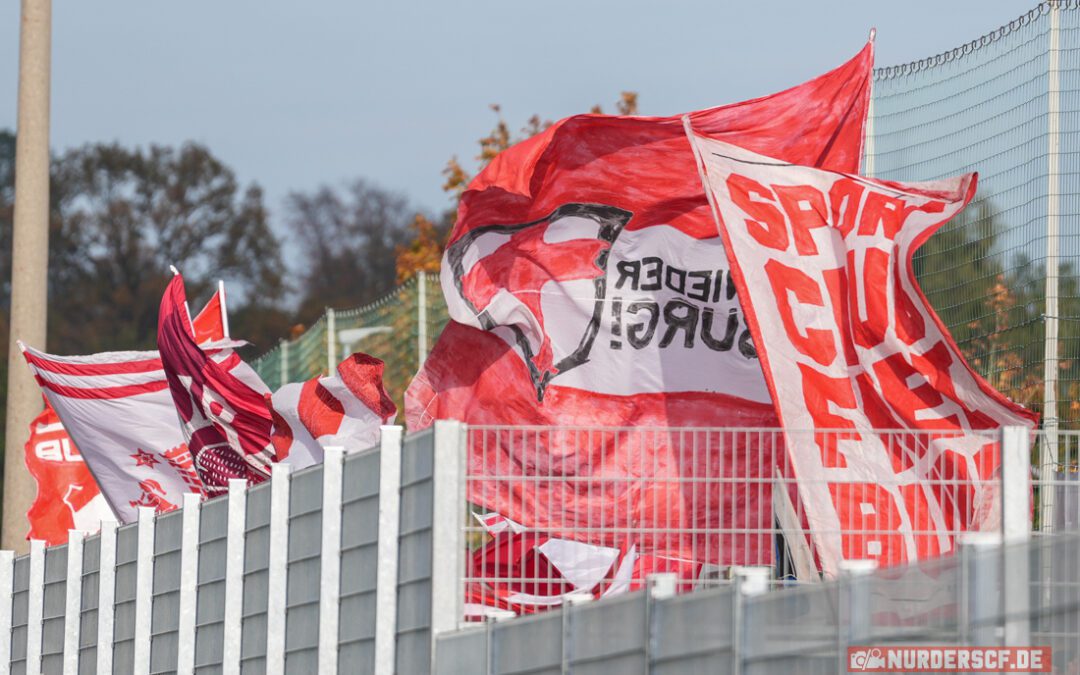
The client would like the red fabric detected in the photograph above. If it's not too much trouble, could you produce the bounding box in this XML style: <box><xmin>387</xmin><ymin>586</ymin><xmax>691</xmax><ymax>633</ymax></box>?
<box><xmin>191</xmin><ymin>288</ymin><xmax>226</xmax><ymax>344</ymax></box>
<box><xmin>24</xmin><ymin>399</ymin><xmax>111</xmax><ymax>545</ymax></box>
<box><xmin>408</xmin><ymin>45</ymin><xmax>873</xmax><ymax>567</ymax></box>
<box><xmin>158</xmin><ymin>275</ymin><xmax>274</xmax><ymax>495</ymax></box>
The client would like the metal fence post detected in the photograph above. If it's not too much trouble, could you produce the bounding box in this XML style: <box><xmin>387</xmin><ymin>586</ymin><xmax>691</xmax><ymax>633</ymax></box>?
<box><xmin>266</xmin><ymin>464</ymin><xmax>292</xmax><ymax>675</ymax></box>
<box><xmin>133</xmin><ymin>506</ymin><xmax>155</xmax><ymax>674</ymax></box>
<box><xmin>961</xmin><ymin>533</ymin><xmax>1002</xmax><ymax>646</ymax></box>
<box><xmin>375</xmin><ymin>426</ymin><xmax>403</xmax><ymax>675</ymax></box>
<box><xmin>0</xmin><ymin>550</ymin><xmax>12</xmax><ymax>669</ymax></box>
<box><xmin>731</xmin><ymin>566</ymin><xmax>769</xmax><ymax>675</ymax></box>
<box><xmin>646</xmin><ymin>573</ymin><xmax>676</xmax><ymax>671</ymax></box>
<box><xmin>177</xmin><ymin>493</ymin><xmax>202</xmax><ymax>675</ymax></box>
<box><xmin>838</xmin><ymin>560</ymin><xmax>877</xmax><ymax>672</ymax></box>
<box><xmin>1042</xmin><ymin>0</ymin><xmax>1062</xmax><ymax>534</ymax></box>
<box><xmin>318</xmin><ymin>446</ymin><xmax>344</xmax><ymax>674</ymax></box>
<box><xmin>97</xmin><ymin>520</ymin><xmax>118</xmax><ymax>674</ymax></box>
<box><xmin>26</xmin><ymin>538</ymin><xmax>45</xmax><ymax>675</ymax></box>
<box><xmin>326</xmin><ymin>307</ymin><xmax>337</xmax><ymax>372</ymax></box>
<box><xmin>279</xmin><ymin>339</ymin><xmax>289</xmax><ymax>389</ymax></box>
<box><xmin>223</xmin><ymin>479</ymin><xmax>247</xmax><ymax>675</ymax></box>
<box><xmin>62</xmin><ymin>530</ymin><xmax>85</xmax><ymax>675</ymax></box>
<box><xmin>431</xmin><ymin>420</ymin><xmax>465</xmax><ymax>660</ymax></box>
<box><xmin>417</xmin><ymin>270</ymin><xmax>428</xmax><ymax>367</ymax></box>
<box><xmin>1001</xmin><ymin>427</ymin><xmax>1032</xmax><ymax>645</ymax></box>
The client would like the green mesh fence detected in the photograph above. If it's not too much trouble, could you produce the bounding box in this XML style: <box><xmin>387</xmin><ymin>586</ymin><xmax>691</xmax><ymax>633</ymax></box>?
<box><xmin>869</xmin><ymin>1</ymin><xmax>1080</xmax><ymax>431</ymax></box>
<box><xmin>251</xmin><ymin>272</ymin><xmax>448</xmax><ymax>413</ymax></box>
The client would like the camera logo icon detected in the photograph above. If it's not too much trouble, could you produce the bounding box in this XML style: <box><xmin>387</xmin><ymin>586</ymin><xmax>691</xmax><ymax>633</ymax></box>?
<box><xmin>849</xmin><ymin>648</ymin><xmax>886</xmax><ymax>671</ymax></box>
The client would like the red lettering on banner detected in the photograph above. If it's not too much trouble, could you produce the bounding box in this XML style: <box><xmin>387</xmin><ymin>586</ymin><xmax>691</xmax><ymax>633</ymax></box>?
<box><xmin>798</xmin><ymin>363</ymin><xmax>857</xmax><ymax>468</ymax></box>
<box><xmin>822</xmin><ymin>267</ymin><xmax>860</xmax><ymax>366</ymax></box>
<box><xmin>898</xmin><ymin>483</ymin><xmax>942</xmax><ymax>558</ymax></box>
<box><xmin>829</xmin><ymin>178</ymin><xmax>865</xmax><ymax>238</ymax></box>
<box><xmin>829</xmin><ymin>481</ymin><xmax>905</xmax><ymax>563</ymax></box>
<box><xmin>872</xmin><ymin>352</ymin><xmax>960</xmax><ymax>429</ymax></box>
<box><xmin>727</xmin><ymin>174</ymin><xmax>788</xmax><ymax>251</ymax></box>
<box><xmin>911</xmin><ymin>342</ymin><xmax>997</xmax><ymax>430</ymax></box>
<box><xmin>858</xmin><ymin>192</ymin><xmax>945</xmax><ymax>239</ymax></box>
<box><xmin>848</xmin><ymin>248</ymin><xmax>891</xmax><ymax>349</ymax></box>
<box><xmin>891</xmin><ymin>249</ymin><xmax>927</xmax><ymax>345</ymax></box>
<box><xmin>766</xmin><ymin>259</ymin><xmax>836</xmax><ymax>366</ymax></box>
<box><xmin>929</xmin><ymin>449</ymin><xmax>975</xmax><ymax>535</ymax></box>
<box><xmin>775</xmin><ymin>184</ymin><xmax>828</xmax><ymax>255</ymax></box>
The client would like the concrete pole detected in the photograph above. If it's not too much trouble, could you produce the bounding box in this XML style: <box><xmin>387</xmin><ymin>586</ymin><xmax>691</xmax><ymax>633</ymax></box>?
<box><xmin>2</xmin><ymin>0</ymin><xmax>52</xmax><ymax>553</ymax></box>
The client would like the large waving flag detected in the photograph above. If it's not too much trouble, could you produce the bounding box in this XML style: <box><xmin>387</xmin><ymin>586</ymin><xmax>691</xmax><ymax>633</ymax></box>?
<box><xmin>20</xmin><ymin>284</ymin><xmax>232</xmax><ymax>530</ymax></box>
<box><xmin>406</xmin><ymin>44</ymin><xmax>874</xmax><ymax>566</ymax></box>
<box><xmin>685</xmin><ymin>128</ymin><xmax>1037</xmax><ymax>574</ymax></box>
<box><xmin>22</xmin><ymin>345</ymin><xmax>207</xmax><ymax>523</ymax></box>
<box><xmin>158</xmin><ymin>274</ymin><xmax>276</xmax><ymax>495</ymax></box>
<box><xmin>269</xmin><ymin>352</ymin><xmax>397</xmax><ymax>467</ymax></box>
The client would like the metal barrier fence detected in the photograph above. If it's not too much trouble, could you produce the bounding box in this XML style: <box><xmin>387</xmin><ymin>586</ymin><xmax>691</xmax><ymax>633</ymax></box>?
<box><xmin>437</xmin><ymin>531</ymin><xmax>1080</xmax><ymax>674</ymax></box>
<box><xmin>0</xmin><ymin>423</ymin><xmax>1073</xmax><ymax>673</ymax></box>
<box><xmin>461</xmin><ymin>427</ymin><xmax>1053</xmax><ymax>618</ymax></box>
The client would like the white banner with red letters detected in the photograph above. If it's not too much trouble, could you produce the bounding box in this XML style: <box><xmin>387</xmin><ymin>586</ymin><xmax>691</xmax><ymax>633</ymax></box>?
<box><xmin>686</xmin><ymin>126</ymin><xmax>1038</xmax><ymax>575</ymax></box>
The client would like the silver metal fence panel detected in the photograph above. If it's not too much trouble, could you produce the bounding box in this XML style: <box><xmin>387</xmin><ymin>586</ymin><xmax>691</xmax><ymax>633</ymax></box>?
<box><xmin>318</xmin><ymin>447</ymin><xmax>344</xmax><ymax>675</ymax></box>
<box><xmin>177</xmin><ymin>493</ymin><xmax>201</xmax><ymax>674</ymax></box>
<box><xmin>489</xmin><ymin>612</ymin><xmax>562</xmax><ymax>675</ymax></box>
<box><xmin>374</xmin><ymin>427</ymin><xmax>402</xmax><ymax>675</ymax></box>
<box><xmin>112</xmin><ymin>520</ymin><xmax>140</xmax><ymax>672</ymax></box>
<box><xmin>41</xmin><ymin>542</ymin><xmax>68</xmax><ymax>674</ymax></box>
<box><xmin>150</xmin><ymin>508</ymin><xmax>184</xmax><ymax>673</ymax></box>
<box><xmin>1031</xmin><ymin>532</ymin><xmax>1080</xmax><ymax>667</ymax></box>
<box><xmin>26</xmin><ymin>540</ymin><xmax>45</xmax><ymax>675</ymax></box>
<box><xmin>11</xmin><ymin>554</ymin><xmax>30</xmax><ymax>675</ymax></box>
<box><xmin>265</xmin><ymin>464</ymin><xmax>292</xmax><ymax>675</ymax></box>
<box><xmin>566</xmin><ymin>594</ymin><xmax>647</xmax><ymax>675</ymax></box>
<box><xmin>195</xmin><ymin>492</ymin><xmax>229</xmax><ymax>674</ymax></box>
<box><xmin>396</xmin><ymin>428</ymin><xmax>434</xmax><ymax>675</ymax></box>
<box><xmin>338</xmin><ymin>446</ymin><xmax>381</xmax><ymax>675</ymax></box>
<box><xmin>742</xmin><ymin>583</ymin><xmax>838</xmax><ymax>675</ymax></box>
<box><xmin>222</xmin><ymin>478</ymin><xmax>247</xmax><ymax>675</ymax></box>
<box><xmin>0</xmin><ymin>550</ymin><xmax>14</xmax><ymax>671</ymax></box>
<box><xmin>284</xmin><ymin>464</ymin><xmax>323</xmax><ymax>674</ymax></box>
<box><xmin>240</xmin><ymin>478</ymin><xmax>272</xmax><ymax>674</ymax></box>
<box><xmin>63</xmin><ymin>531</ymin><xmax>85</xmax><ymax>675</ymax></box>
<box><xmin>430</xmin><ymin>422</ymin><xmax>463</xmax><ymax>649</ymax></box>
<box><xmin>649</xmin><ymin>586</ymin><xmax>735</xmax><ymax>675</ymax></box>
<box><xmin>97</xmin><ymin>521</ymin><xmax>117</xmax><ymax>675</ymax></box>
<box><xmin>433</xmin><ymin>629</ymin><xmax>485</xmax><ymax>675</ymax></box>
<box><xmin>79</xmin><ymin>534</ymin><xmax>100</xmax><ymax>675</ymax></box>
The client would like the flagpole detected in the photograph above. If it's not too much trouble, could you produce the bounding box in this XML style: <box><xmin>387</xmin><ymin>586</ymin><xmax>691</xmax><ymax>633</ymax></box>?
<box><xmin>3</xmin><ymin>0</ymin><xmax>52</xmax><ymax>553</ymax></box>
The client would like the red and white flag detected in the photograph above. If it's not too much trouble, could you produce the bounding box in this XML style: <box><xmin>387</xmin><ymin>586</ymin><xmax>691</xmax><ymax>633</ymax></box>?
<box><xmin>191</xmin><ymin>280</ymin><xmax>230</xmax><ymax>344</ymax></box>
<box><xmin>24</xmin><ymin>399</ymin><xmax>114</xmax><ymax>545</ymax></box>
<box><xmin>685</xmin><ymin>129</ymin><xmax>1038</xmax><ymax>574</ymax></box>
<box><xmin>158</xmin><ymin>274</ymin><xmax>276</xmax><ymax>495</ymax></box>
<box><xmin>406</xmin><ymin>44</ymin><xmax>874</xmax><ymax>566</ymax></box>
<box><xmin>269</xmin><ymin>352</ymin><xmax>397</xmax><ymax>467</ymax></box>
<box><xmin>22</xmin><ymin>345</ymin><xmax>207</xmax><ymax>523</ymax></box>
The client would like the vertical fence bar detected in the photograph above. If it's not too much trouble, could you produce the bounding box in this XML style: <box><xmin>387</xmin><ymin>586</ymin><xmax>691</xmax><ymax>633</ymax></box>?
<box><xmin>645</xmin><ymin>573</ymin><xmax>676</xmax><ymax>670</ymax></box>
<box><xmin>375</xmin><ymin>426</ymin><xmax>403</xmax><ymax>675</ymax></box>
<box><xmin>133</xmin><ymin>507</ymin><xmax>155</xmax><ymax>674</ymax></box>
<box><xmin>26</xmin><ymin>539</ymin><xmax>45</xmax><ymax>674</ymax></box>
<box><xmin>838</xmin><ymin>560</ymin><xmax>877</xmax><ymax>672</ymax></box>
<box><xmin>1002</xmin><ymin>426</ymin><xmax>1032</xmax><ymax>542</ymax></box>
<box><xmin>0</xmin><ymin>550</ymin><xmax>12</xmax><ymax>669</ymax></box>
<box><xmin>279</xmin><ymin>339</ymin><xmax>289</xmax><ymax>389</ymax></box>
<box><xmin>318</xmin><ymin>447</ymin><xmax>344</xmax><ymax>674</ymax></box>
<box><xmin>431</xmin><ymin>421</ymin><xmax>465</xmax><ymax>656</ymax></box>
<box><xmin>1042</xmin><ymin>0</ymin><xmax>1062</xmax><ymax>534</ymax></box>
<box><xmin>326</xmin><ymin>307</ymin><xmax>337</xmax><ymax>372</ymax></box>
<box><xmin>62</xmin><ymin>531</ymin><xmax>85</xmax><ymax>675</ymax></box>
<box><xmin>417</xmin><ymin>270</ymin><xmax>428</xmax><ymax>366</ymax></box>
<box><xmin>961</xmin><ymin>533</ymin><xmax>1002</xmax><ymax>646</ymax></box>
<box><xmin>731</xmin><ymin>566</ymin><xmax>769</xmax><ymax>675</ymax></box>
<box><xmin>223</xmin><ymin>479</ymin><xmax>247</xmax><ymax>675</ymax></box>
<box><xmin>265</xmin><ymin>464</ymin><xmax>292</xmax><ymax>675</ymax></box>
<box><xmin>97</xmin><ymin>520</ymin><xmax>117</xmax><ymax>674</ymax></box>
<box><xmin>177</xmin><ymin>493</ymin><xmax>201</xmax><ymax>674</ymax></box>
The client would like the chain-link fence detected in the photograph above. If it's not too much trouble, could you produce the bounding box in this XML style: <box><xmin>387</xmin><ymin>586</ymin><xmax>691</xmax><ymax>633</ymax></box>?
<box><xmin>250</xmin><ymin>271</ymin><xmax>448</xmax><ymax>412</ymax></box>
<box><xmin>869</xmin><ymin>0</ymin><xmax>1080</xmax><ymax>432</ymax></box>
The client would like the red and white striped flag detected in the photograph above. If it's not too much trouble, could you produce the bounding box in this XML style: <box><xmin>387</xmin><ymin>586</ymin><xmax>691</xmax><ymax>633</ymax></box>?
<box><xmin>270</xmin><ymin>352</ymin><xmax>397</xmax><ymax>466</ymax></box>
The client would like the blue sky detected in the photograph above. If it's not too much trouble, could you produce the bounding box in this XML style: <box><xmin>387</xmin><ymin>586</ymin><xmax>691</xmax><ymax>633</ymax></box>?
<box><xmin>1</xmin><ymin>1</ymin><xmax>1034</xmax><ymax>219</ymax></box>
